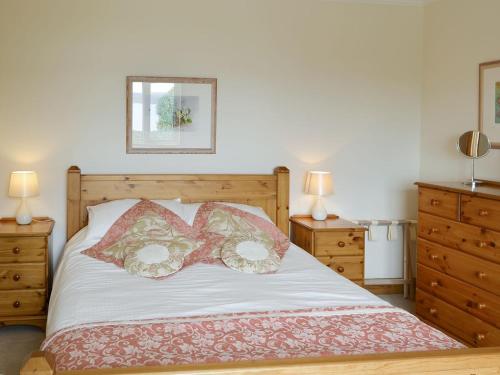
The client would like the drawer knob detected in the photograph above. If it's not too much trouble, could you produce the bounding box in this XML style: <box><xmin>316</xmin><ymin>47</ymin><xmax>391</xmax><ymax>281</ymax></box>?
<box><xmin>430</xmin><ymin>199</ymin><xmax>440</xmax><ymax>207</ymax></box>
<box><xmin>13</xmin><ymin>300</ymin><xmax>21</xmax><ymax>308</ymax></box>
<box><xmin>478</xmin><ymin>209</ymin><xmax>489</xmax><ymax>217</ymax></box>
<box><xmin>477</xmin><ymin>271</ymin><xmax>487</xmax><ymax>280</ymax></box>
<box><xmin>337</xmin><ymin>241</ymin><xmax>346</xmax><ymax>248</ymax></box>
<box><xmin>478</xmin><ymin>241</ymin><xmax>489</xmax><ymax>248</ymax></box>
<box><xmin>429</xmin><ymin>281</ymin><xmax>439</xmax><ymax>288</ymax></box>
<box><xmin>474</xmin><ymin>333</ymin><xmax>486</xmax><ymax>341</ymax></box>
<box><xmin>12</xmin><ymin>274</ymin><xmax>21</xmax><ymax>281</ymax></box>
<box><xmin>429</xmin><ymin>308</ymin><xmax>437</xmax><ymax>315</ymax></box>
<box><xmin>336</xmin><ymin>266</ymin><xmax>345</xmax><ymax>273</ymax></box>
<box><xmin>430</xmin><ymin>254</ymin><xmax>439</xmax><ymax>261</ymax></box>
<box><xmin>12</xmin><ymin>247</ymin><xmax>20</xmax><ymax>254</ymax></box>
<box><xmin>430</xmin><ymin>227</ymin><xmax>439</xmax><ymax>234</ymax></box>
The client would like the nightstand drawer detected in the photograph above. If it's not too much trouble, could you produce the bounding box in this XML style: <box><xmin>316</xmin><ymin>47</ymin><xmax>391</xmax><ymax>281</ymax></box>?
<box><xmin>418</xmin><ymin>238</ymin><xmax>500</xmax><ymax>294</ymax></box>
<box><xmin>417</xmin><ymin>288</ymin><xmax>500</xmax><ymax>347</ymax></box>
<box><xmin>317</xmin><ymin>255</ymin><xmax>364</xmax><ymax>280</ymax></box>
<box><xmin>418</xmin><ymin>187</ymin><xmax>459</xmax><ymax>220</ymax></box>
<box><xmin>0</xmin><ymin>237</ymin><xmax>46</xmax><ymax>263</ymax></box>
<box><xmin>315</xmin><ymin>231</ymin><xmax>364</xmax><ymax>256</ymax></box>
<box><xmin>0</xmin><ymin>290</ymin><xmax>46</xmax><ymax>317</ymax></box>
<box><xmin>417</xmin><ymin>264</ymin><xmax>500</xmax><ymax>328</ymax></box>
<box><xmin>0</xmin><ymin>264</ymin><xmax>45</xmax><ymax>290</ymax></box>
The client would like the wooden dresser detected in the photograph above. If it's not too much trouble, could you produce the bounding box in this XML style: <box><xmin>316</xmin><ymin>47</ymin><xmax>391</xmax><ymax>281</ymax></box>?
<box><xmin>290</xmin><ymin>215</ymin><xmax>366</xmax><ymax>285</ymax></box>
<box><xmin>0</xmin><ymin>218</ymin><xmax>54</xmax><ymax>329</ymax></box>
<box><xmin>415</xmin><ymin>182</ymin><xmax>500</xmax><ymax>347</ymax></box>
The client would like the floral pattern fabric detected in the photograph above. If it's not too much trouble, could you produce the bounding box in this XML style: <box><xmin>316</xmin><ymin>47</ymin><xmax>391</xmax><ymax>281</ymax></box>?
<box><xmin>42</xmin><ymin>306</ymin><xmax>464</xmax><ymax>372</ymax></box>
<box><xmin>221</xmin><ymin>238</ymin><xmax>281</xmax><ymax>273</ymax></box>
<box><xmin>82</xmin><ymin>200</ymin><xmax>215</xmax><ymax>278</ymax></box>
<box><xmin>193</xmin><ymin>202</ymin><xmax>290</xmax><ymax>266</ymax></box>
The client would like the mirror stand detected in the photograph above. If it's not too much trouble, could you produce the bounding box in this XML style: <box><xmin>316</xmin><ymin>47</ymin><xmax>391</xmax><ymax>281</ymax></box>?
<box><xmin>457</xmin><ymin>130</ymin><xmax>491</xmax><ymax>189</ymax></box>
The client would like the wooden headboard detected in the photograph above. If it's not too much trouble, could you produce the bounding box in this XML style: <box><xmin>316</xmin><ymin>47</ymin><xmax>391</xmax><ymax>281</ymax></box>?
<box><xmin>67</xmin><ymin>166</ymin><xmax>290</xmax><ymax>240</ymax></box>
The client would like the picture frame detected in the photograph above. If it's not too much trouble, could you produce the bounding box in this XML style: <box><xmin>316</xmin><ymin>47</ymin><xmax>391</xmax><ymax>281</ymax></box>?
<box><xmin>126</xmin><ymin>76</ymin><xmax>217</xmax><ymax>154</ymax></box>
<box><xmin>478</xmin><ymin>60</ymin><xmax>500</xmax><ymax>149</ymax></box>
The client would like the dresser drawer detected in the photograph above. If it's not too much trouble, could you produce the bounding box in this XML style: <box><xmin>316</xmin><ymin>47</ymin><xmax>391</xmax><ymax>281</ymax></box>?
<box><xmin>417</xmin><ymin>264</ymin><xmax>500</xmax><ymax>328</ymax></box>
<box><xmin>0</xmin><ymin>289</ymin><xmax>45</xmax><ymax>317</ymax></box>
<box><xmin>419</xmin><ymin>187</ymin><xmax>459</xmax><ymax>220</ymax></box>
<box><xmin>0</xmin><ymin>264</ymin><xmax>45</xmax><ymax>290</ymax></box>
<box><xmin>419</xmin><ymin>212</ymin><xmax>500</xmax><ymax>264</ymax></box>
<box><xmin>0</xmin><ymin>237</ymin><xmax>46</xmax><ymax>263</ymax></box>
<box><xmin>418</xmin><ymin>238</ymin><xmax>500</xmax><ymax>294</ymax></box>
<box><xmin>416</xmin><ymin>288</ymin><xmax>500</xmax><ymax>347</ymax></box>
<box><xmin>317</xmin><ymin>255</ymin><xmax>364</xmax><ymax>280</ymax></box>
<box><xmin>315</xmin><ymin>231</ymin><xmax>364</xmax><ymax>257</ymax></box>
<box><xmin>461</xmin><ymin>195</ymin><xmax>500</xmax><ymax>232</ymax></box>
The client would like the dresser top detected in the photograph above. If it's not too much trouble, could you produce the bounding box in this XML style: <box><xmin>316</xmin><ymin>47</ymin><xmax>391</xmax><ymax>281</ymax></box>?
<box><xmin>0</xmin><ymin>218</ymin><xmax>54</xmax><ymax>237</ymax></box>
<box><xmin>416</xmin><ymin>181</ymin><xmax>500</xmax><ymax>201</ymax></box>
<box><xmin>290</xmin><ymin>215</ymin><xmax>366</xmax><ymax>232</ymax></box>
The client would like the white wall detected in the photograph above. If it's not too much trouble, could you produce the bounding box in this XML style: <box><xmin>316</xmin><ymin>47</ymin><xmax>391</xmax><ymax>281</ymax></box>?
<box><xmin>421</xmin><ymin>0</ymin><xmax>500</xmax><ymax>181</ymax></box>
<box><xmin>0</xmin><ymin>0</ymin><xmax>423</xmax><ymax>270</ymax></box>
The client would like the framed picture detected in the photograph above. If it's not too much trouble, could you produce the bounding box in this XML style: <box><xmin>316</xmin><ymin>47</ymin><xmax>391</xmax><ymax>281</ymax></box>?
<box><xmin>126</xmin><ymin>76</ymin><xmax>217</xmax><ymax>154</ymax></box>
<box><xmin>479</xmin><ymin>60</ymin><xmax>500</xmax><ymax>149</ymax></box>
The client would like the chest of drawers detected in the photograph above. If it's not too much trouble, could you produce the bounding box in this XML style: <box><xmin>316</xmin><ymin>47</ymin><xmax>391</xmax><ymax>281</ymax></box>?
<box><xmin>0</xmin><ymin>218</ymin><xmax>54</xmax><ymax>330</ymax></box>
<box><xmin>415</xmin><ymin>182</ymin><xmax>500</xmax><ymax>347</ymax></box>
<box><xmin>290</xmin><ymin>215</ymin><xmax>366</xmax><ymax>285</ymax></box>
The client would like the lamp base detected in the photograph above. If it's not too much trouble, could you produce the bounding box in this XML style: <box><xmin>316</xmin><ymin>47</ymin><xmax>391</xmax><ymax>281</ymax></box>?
<box><xmin>16</xmin><ymin>198</ymin><xmax>32</xmax><ymax>225</ymax></box>
<box><xmin>311</xmin><ymin>196</ymin><xmax>328</xmax><ymax>221</ymax></box>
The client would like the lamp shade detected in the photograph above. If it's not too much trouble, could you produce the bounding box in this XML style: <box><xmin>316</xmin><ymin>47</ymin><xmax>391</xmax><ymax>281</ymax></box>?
<box><xmin>304</xmin><ymin>171</ymin><xmax>333</xmax><ymax>196</ymax></box>
<box><xmin>9</xmin><ymin>171</ymin><xmax>39</xmax><ymax>198</ymax></box>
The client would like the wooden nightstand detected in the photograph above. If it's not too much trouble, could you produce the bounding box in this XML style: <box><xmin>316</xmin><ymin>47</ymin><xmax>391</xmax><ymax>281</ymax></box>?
<box><xmin>0</xmin><ymin>218</ymin><xmax>54</xmax><ymax>330</ymax></box>
<box><xmin>290</xmin><ymin>215</ymin><xmax>366</xmax><ymax>285</ymax></box>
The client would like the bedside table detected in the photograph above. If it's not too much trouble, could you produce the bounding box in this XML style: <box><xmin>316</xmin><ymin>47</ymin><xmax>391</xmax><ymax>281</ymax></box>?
<box><xmin>290</xmin><ymin>215</ymin><xmax>366</xmax><ymax>285</ymax></box>
<box><xmin>0</xmin><ymin>217</ymin><xmax>54</xmax><ymax>329</ymax></box>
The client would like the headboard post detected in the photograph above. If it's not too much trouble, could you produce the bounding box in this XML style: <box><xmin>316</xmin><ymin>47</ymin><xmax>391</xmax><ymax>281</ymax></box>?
<box><xmin>274</xmin><ymin>166</ymin><xmax>290</xmax><ymax>236</ymax></box>
<box><xmin>67</xmin><ymin>166</ymin><xmax>81</xmax><ymax>240</ymax></box>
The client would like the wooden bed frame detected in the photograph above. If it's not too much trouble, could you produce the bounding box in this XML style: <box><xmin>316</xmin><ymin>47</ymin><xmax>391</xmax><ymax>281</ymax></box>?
<box><xmin>21</xmin><ymin>166</ymin><xmax>500</xmax><ymax>375</ymax></box>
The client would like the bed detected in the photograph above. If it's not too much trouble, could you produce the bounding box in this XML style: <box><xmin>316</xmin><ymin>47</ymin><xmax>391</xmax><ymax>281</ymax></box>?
<box><xmin>21</xmin><ymin>166</ymin><xmax>500</xmax><ymax>375</ymax></box>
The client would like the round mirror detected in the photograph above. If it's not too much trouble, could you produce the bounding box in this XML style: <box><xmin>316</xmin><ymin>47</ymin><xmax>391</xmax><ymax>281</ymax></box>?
<box><xmin>457</xmin><ymin>131</ymin><xmax>491</xmax><ymax>159</ymax></box>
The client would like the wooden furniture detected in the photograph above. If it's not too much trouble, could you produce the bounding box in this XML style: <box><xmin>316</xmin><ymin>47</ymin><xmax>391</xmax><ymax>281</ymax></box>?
<box><xmin>0</xmin><ymin>217</ymin><xmax>54</xmax><ymax>329</ymax></box>
<box><xmin>290</xmin><ymin>215</ymin><xmax>365</xmax><ymax>285</ymax></box>
<box><xmin>21</xmin><ymin>168</ymin><xmax>500</xmax><ymax>375</ymax></box>
<box><xmin>415</xmin><ymin>181</ymin><xmax>500</xmax><ymax>347</ymax></box>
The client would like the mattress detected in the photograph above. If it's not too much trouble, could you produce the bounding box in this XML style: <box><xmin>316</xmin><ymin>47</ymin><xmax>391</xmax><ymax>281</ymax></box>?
<box><xmin>43</xmin><ymin>228</ymin><xmax>463</xmax><ymax>371</ymax></box>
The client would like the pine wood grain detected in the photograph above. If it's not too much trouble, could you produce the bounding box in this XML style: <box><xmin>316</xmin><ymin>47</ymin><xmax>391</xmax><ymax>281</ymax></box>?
<box><xmin>419</xmin><ymin>187</ymin><xmax>459</xmax><ymax>220</ymax></box>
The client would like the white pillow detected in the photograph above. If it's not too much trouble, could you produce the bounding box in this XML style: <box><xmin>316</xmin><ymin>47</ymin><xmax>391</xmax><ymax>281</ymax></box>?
<box><xmin>85</xmin><ymin>198</ymin><xmax>181</xmax><ymax>242</ymax></box>
<box><xmin>181</xmin><ymin>202</ymin><xmax>272</xmax><ymax>226</ymax></box>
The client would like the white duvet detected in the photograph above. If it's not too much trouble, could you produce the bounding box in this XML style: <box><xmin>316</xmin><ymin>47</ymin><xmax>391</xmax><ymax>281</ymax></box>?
<box><xmin>47</xmin><ymin>228</ymin><xmax>389</xmax><ymax>337</ymax></box>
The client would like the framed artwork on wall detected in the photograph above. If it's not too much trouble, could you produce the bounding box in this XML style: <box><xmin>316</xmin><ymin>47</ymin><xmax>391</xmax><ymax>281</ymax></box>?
<box><xmin>126</xmin><ymin>76</ymin><xmax>217</xmax><ymax>154</ymax></box>
<box><xmin>479</xmin><ymin>60</ymin><xmax>500</xmax><ymax>149</ymax></box>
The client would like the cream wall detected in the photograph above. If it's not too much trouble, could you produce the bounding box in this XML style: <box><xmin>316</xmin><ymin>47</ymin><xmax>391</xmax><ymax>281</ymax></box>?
<box><xmin>421</xmin><ymin>0</ymin><xmax>500</xmax><ymax>181</ymax></box>
<box><xmin>0</xmin><ymin>0</ymin><xmax>423</xmax><ymax>270</ymax></box>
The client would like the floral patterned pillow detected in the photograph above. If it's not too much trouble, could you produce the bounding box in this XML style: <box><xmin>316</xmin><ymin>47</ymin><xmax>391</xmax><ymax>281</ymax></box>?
<box><xmin>193</xmin><ymin>202</ymin><xmax>290</xmax><ymax>268</ymax></box>
<box><xmin>82</xmin><ymin>200</ymin><xmax>214</xmax><ymax>278</ymax></box>
<box><xmin>221</xmin><ymin>237</ymin><xmax>281</xmax><ymax>274</ymax></box>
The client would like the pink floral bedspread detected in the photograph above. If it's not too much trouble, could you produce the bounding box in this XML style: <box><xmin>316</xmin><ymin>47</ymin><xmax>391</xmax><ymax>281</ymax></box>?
<box><xmin>42</xmin><ymin>306</ymin><xmax>463</xmax><ymax>371</ymax></box>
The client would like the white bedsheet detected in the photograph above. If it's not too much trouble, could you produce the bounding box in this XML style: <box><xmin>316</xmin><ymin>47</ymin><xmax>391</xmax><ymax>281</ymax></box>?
<box><xmin>47</xmin><ymin>228</ymin><xmax>389</xmax><ymax>337</ymax></box>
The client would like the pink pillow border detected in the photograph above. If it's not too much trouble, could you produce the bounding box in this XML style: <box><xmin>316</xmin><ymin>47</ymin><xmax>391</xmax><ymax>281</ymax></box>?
<box><xmin>192</xmin><ymin>202</ymin><xmax>290</xmax><ymax>263</ymax></box>
<box><xmin>82</xmin><ymin>200</ymin><xmax>217</xmax><ymax>270</ymax></box>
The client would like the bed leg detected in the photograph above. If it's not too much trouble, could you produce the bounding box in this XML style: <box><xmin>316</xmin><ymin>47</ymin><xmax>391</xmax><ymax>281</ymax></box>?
<box><xmin>20</xmin><ymin>351</ymin><xmax>55</xmax><ymax>375</ymax></box>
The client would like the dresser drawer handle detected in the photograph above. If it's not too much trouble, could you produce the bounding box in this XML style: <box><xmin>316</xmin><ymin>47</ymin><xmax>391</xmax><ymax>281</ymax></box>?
<box><xmin>430</xmin><ymin>199</ymin><xmax>440</xmax><ymax>207</ymax></box>
<box><xmin>474</xmin><ymin>333</ymin><xmax>486</xmax><ymax>341</ymax></box>
<box><xmin>478</xmin><ymin>241</ymin><xmax>489</xmax><ymax>248</ymax></box>
<box><xmin>429</xmin><ymin>254</ymin><xmax>439</xmax><ymax>261</ymax></box>
<box><xmin>336</xmin><ymin>266</ymin><xmax>345</xmax><ymax>273</ymax></box>
<box><xmin>12</xmin><ymin>247</ymin><xmax>21</xmax><ymax>254</ymax></box>
<box><xmin>429</xmin><ymin>308</ymin><xmax>437</xmax><ymax>315</ymax></box>
<box><xmin>468</xmin><ymin>301</ymin><xmax>487</xmax><ymax>310</ymax></box>
<box><xmin>477</xmin><ymin>271</ymin><xmax>487</xmax><ymax>280</ymax></box>
<box><xmin>12</xmin><ymin>300</ymin><xmax>21</xmax><ymax>308</ymax></box>
<box><xmin>478</xmin><ymin>209</ymin><xmax>489</xmax><ymax>217</ymax></box>
<box><xmin>337</xmin><ymin>241</ymin><xmax>346</xmax><ymax>248</ymax></box>
<box><xmin>12</xmin><ymin>274</ymin><xmax>21</xmax><ymax>282</ymax></box>
<box><xmin>429</xmin><ymin>281</ymin><xmax>439</xmax><ymax>288</ymax></box>
<box><xmin>430</xmin><ymin>227</ymin><xmax>439</xmax><ymax>234</ymax></box>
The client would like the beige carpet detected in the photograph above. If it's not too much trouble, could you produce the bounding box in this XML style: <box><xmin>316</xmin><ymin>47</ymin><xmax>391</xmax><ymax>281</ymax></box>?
<box><xmin>0</xmin><ymin>326</ymin><xmax>44</xmax><ymax>375</ymax></box>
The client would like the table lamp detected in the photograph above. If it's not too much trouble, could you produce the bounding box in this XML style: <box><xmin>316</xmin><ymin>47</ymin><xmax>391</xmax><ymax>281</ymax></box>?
<box><xmin>305</xmin><ymin>171</ymin><xmax>333</xmax><ymax>221</ymax></box>
<box><xmin>9</xmin><ymin>171</ymin><xmax>39</xmax><ymax>225</ymax></box>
